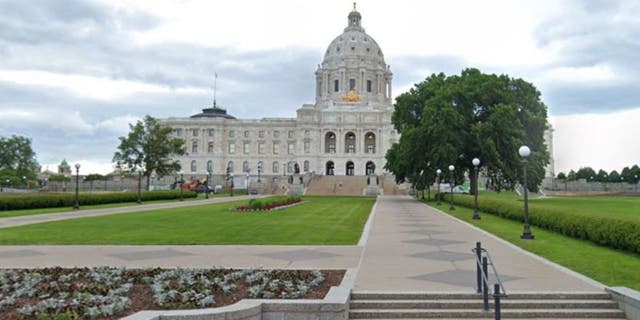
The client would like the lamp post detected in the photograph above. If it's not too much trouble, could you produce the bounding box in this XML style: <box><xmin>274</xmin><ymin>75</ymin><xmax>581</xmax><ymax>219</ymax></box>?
<box><xmin>420</xmin><ymin>169</ymin><xmax>425</xmax><ymax>200</ymax></box>
<box><xmin>73</xmin><ymin>163</ymin><xmax>81</xmax><ymax>210</ymax></box>
<box><xmin>246</xmin><ymin>172</ymin><xmax>250</xmax><ymax>195</ymax></box>
<box><xmin>448</xmin><ymin>165</ymin><xmax>455</xmax><ymax>210</ymax></box>
<box><xmin>436</xmin><ymin>169</ymin><xmax>442</xmax><ymax>205</ymax></box>
<box><xmin>621</xmin><ymin>176</ymin><xmax>624</xmax><ymax>192</ymax></box>
<box><xmin>179</xmin><ymin>172</ymin><xmax>184</xmax><ymax>201</ymax></box>
<box><xmin>137</xmin><ymin>170</ymin><xmax>142</xmax><ymax>204</ymax></box>
<box><xmin>635</xmin><ymin>175</ymin><xmax>638</xmax><ymax>193</ymax></box>
<box><xmin>519</xmin><ymin>145</ymin><xmax>534</xmax><ymax>240</ymax></box>
<box><xmin>230</xmin><ymin>174</ymin><xmax>234</xmax><ymax>196</ymax></box>
<box><xmin>206</xmin><ymin>168</ymin><xmax>212</xmax><ymax>199</ymax></box>
<box><xmin>257</xmin><ymin>162</ymin><xmax>263</xmax><ymax>183</ymax></box>
<box><xmin>472</xmin><ymin>158</ymin><xmax>481</xmax><ymax>220</ymax></box>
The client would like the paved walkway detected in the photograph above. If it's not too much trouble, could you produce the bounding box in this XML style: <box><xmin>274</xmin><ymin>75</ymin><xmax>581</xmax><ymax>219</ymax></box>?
<box><xmin>354</xmin><ymin>196</ymin><xmax>600</xmax><ymax>292</ymax></box>
<box><xmin>0</xmin><ymin>195</ymin><xmax>266</xmax><ymax>229</ymax></box>
<box><xmin>0</xmin><ymin>195</ymin><xmax>603</xmax><ymax>293</ymax></box>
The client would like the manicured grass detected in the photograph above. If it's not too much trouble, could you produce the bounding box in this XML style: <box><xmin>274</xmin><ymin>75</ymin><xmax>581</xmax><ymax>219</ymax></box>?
<box><xmin>429</xmin><ymin>201</ymin><xmax>640</xmax><ymax>291</ymax></box>
<box><xmin>0</xmin><ymin>196</ymin><xmax>375</xmax><ymax>245</ymax></box>
<box><xmin>0</xmin><ymin>195</ymin><xmax>202</xmax><ymax>219</ymax></box>
<box><xmin>478</xmin><ymin>191</ymin><xmax>640</xmax><ymax>222</ymax></box>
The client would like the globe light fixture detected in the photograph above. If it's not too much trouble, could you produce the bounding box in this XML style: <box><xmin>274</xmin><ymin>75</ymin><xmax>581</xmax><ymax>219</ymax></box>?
<box><xmin>448</xmin><ymin>165</ymin><xmax>455</xmax><ymax>210</ymax></box>
<box><xmin>519</xmin><ymin>145</ymin><xmax>534</xmax><ymax>240</ymax></box>
<box><xmin>472</xmin><ymin>158</ymin><xmax>481</xmax><ymax>220</ymax></box>
<box><xmin>73</xmin><ymin>163</ymin><xmax>81</xmax><ymax>210</ymax></box>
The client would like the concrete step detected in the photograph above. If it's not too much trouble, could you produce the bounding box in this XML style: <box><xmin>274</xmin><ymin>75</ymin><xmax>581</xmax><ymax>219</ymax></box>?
<box><xmin>348</xmin><ymin>309</ymin><xmax>626</xmax><ymax>319</ymax></box>
<box><xmin>350</xmin><ymin>292</ymin><xmax>612</xmax><ymax>301</ymax></box>
<box><xmin>350</xmin><ymin>300</ymin><xmax>619</xmax><ymax>310</ymax></box>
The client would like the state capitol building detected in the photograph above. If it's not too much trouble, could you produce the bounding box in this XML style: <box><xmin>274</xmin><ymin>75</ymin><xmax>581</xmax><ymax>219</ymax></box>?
<box><xmin>161</xmin><ymin>5</ymin><xmax>399</xmax><ymax>182</ymax></box>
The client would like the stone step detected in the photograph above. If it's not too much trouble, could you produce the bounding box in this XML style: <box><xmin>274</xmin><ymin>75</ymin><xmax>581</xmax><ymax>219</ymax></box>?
<box><xmin>348</xmin><ymin>309</ymin><xmax>626</xmax><ymax>319</ymax></box>
<box><xmin>350</xmin><ymin>292</ymin><xmax>612</xmax><ymax>301</ymax></box>
<box><xmin>349</xmin><ymin>299</ymin><xmax>618</xmax><ymax>310</ymax></box>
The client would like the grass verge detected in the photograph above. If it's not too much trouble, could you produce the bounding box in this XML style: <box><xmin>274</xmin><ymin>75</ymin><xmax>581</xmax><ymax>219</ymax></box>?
<box><xmin>428</xmin><ymin>200</ymin><xmax>640</xmax><ymax>291</ymax></box>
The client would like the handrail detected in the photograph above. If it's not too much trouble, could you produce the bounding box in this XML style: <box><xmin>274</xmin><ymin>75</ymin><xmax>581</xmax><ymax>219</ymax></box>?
<box><xmin>472</xmin><ymin>242</ymin><xmax>508</xmax><ymax>320</ymax></box>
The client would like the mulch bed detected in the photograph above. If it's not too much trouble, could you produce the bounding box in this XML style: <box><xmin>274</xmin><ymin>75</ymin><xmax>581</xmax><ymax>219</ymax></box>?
<box><xmin>0</xmin><ymin>267</ymin><xmax>344</xmax><ymax>320</ymax></box>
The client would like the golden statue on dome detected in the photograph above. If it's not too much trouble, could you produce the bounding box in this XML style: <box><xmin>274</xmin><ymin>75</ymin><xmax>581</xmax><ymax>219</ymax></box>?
<box><xmin>341</xmin><ymin>90</ymin><xmax>361</xmax><ymax>102</ymax></box>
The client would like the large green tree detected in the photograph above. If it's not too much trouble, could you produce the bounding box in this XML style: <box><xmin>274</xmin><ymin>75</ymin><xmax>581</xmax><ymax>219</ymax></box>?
<box><xmin>386</xmin><ymin>68</ymin><xmax>550</xmax><ymax>193</ymax></box>
<box><xmin>0</xmin><ymin>135</ymin><xmax>39</xmax><ymax>186</ymax></box>
<box><xmin>113</xmin><ymin>115</ymin><xmax>185</xmax><ymax>190</ymax></box>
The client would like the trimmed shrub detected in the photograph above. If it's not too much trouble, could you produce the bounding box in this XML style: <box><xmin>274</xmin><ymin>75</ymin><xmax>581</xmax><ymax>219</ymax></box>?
<box><xmin>0</xmin><ymin>190</ymin><xmax>197</xmax><ymax>211</ymax></box>
<box><xmin>439</xmin><ymin>194</ymin><xmax>640</xmax><ymax>254</ymax></box>
<box><xmin>236</xmin><ymin>196</ymin><xmax>302</xmax><ymax>211</ymax></box>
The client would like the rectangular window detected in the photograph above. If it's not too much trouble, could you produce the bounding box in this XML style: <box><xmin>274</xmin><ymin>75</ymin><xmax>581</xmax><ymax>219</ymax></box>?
<box><xmin>288</xmin><ymin>130</ymin><xmax>294</xmax><ymax>139</ymax></box>
<box><xmin>176</xmin><ymin>128</ymin><xmax>183</xmax><ymax>136</ymax></box>
<box><xmin>367</xmin><ymin>80</ymin><xmax>372</xmax><ymax>92</ymax></box>
<box><xmin>207</xmin><ymin>141</ymin><xmax>214</xmax><ymax>153</ymax></box>
<box><xmin>192</xmin><ymin>128</ymin><xmax>199</xmax><ymax>137</ymax></box>
<box><xmin>349</xmin><ymin>78</ymin><xmax>356</xmax><ymax>91</ymax></box>
<box><xmin>208</xmin><ymin>129</ymin><xmax>215</xmax><ymax>137</ymax></box>
<box><xmin>191</xmin><ymin>140</ymin><xmax>198</xmax><ymax>154</ymax></box>
<box><xmin>244</xmin><ymin>130</ymin><xmax>250</xmax><ymax>138</ymax></box>
<box><xmin>243</xmin><ymin>142</ymin><xmax>250</xmax><ymax>154</ymax></box>
<box><xmin>258</xmin><ymin>142</ymin><xmax>265</xmax><ymax>154</ymax></box>
<box><xmin>228</xmin><ymin>142</ymin><xmax>235</xmax><ymax>154</ymax></box>
<box><xmin>259</xmin><ymin>130</ymin><xmax>265</xmax><ymax>138</ymax></box>
<box><xmin>273</xmin><ymin>141</ymin><xmax>279</xmax><ymax>154</ymax></box>
<box><xmin>229</xmin><ymin>130</ymin><xmax>235</xmax><ymax>138</ymax></box>
<box><xmin>334</xmin><ymin>80</ymin><xmax>339</xmax><ymax>92</ymax></box>
<box><xmin>304</xmin><ymin>140</ymin><xmax>310</xmax><ymax>153</ymax></box>
<box><xmin>288</xmin><ymin>142</ymin><xmax>295</xmax><ymax>155</ymax></box>
<box><xmin>273</xmin><ymin>130</ymin><xmax>280</xmax><ymax>138</ymax></box>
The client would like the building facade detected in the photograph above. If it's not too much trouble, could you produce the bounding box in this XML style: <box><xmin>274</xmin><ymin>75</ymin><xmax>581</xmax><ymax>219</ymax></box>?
<box><xmin>161</xmin><ymin>6</ymin><xmax>398</xmax><ymax>180</ymax></box>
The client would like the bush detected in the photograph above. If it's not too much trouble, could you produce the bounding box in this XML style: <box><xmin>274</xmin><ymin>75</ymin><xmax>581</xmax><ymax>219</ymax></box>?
<box><xmin>236</xmin><ymin>196</ymin><xmax>302</xmax><ymax>211</ymax></box>
<box><xmin>0</xmin><ymin>190</ymin><xmax>197</xmax><ymax>211</ymax></box>
<box><xmin>439</xmin><ymin>194</ymin><xmax>640</xmax><ymax>254</ymax></box>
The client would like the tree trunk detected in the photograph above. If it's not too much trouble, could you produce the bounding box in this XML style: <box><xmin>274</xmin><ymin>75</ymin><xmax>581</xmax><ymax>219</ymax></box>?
<box><xmin>146</xmin><ymin>174</ymin><xmax>151</xmax><ymax>191</ymax></box>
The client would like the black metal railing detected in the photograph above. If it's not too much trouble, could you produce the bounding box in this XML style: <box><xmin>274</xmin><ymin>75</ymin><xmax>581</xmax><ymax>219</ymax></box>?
<box><xmin>472</xmin><ymin>242</ymin><xmax>508</xmax><ymax>320</ymax></box>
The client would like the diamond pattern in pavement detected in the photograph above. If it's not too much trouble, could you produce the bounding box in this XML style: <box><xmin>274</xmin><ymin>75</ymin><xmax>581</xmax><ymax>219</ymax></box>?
<box><xmin>409</xmin><ymin>250</ymin><xmax>473</xmax><ymax>261</ymax></box>
<box><xmin>108</xmin><ymin>248</ymin><xmax>193</xmax><ymax>261</ymax></box>
<box><xmin>403</xmin><ymin>238</ymin><xmax>465</xmax><ymax>246</ymax></box>
<box><xmin>410</xmin><ymin>269</ymin><xmax>522</xmax><ymax>287</ymax></box>
<box><xmin>259</xmin><ymin>249</ymin><xmax>340</xmax><ymax>261</ymax></box>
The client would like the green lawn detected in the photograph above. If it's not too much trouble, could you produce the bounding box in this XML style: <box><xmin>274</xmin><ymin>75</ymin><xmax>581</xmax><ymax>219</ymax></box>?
<box><xmin>0</xmin><ymin>195</ymin><xmax>203</xmax><ymax>219</ymax></box>
<box><xmin>477</xmin><ymin>191</ymin><xmax>640</xmax><ymax>222</ymax></box>
<box><xmin>0</xmin><ymin>196</ymin><xmax>375</xmax><ymax>245</ymax></box>
<box><xmin>429</xmin><ymin>201</ymin><xmax>640</xmax><ymax>291</ymax></box>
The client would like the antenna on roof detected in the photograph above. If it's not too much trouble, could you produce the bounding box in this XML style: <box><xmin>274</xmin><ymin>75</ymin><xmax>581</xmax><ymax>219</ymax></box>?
<box><xmin>213</xmin><ymin>72</ymin><xmax>218</xmax><ymax>108</ymax></box>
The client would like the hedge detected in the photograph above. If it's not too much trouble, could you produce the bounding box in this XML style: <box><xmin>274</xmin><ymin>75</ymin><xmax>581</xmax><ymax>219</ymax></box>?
<box><xmin>438</xmin><ymin>194</ymin><xmax>640</xmax><ymax>254</ymax></box>
<box><xmin>0</xmin><ymin>190</ymin><xmax>198</xmax><ymax>211</ymax></box>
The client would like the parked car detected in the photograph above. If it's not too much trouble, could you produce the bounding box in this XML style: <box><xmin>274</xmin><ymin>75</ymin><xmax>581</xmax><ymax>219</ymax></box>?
<box><xmin>438</xmin><ymin>184</ymin><xmax>469</xmax><ymax>194</ymax></box>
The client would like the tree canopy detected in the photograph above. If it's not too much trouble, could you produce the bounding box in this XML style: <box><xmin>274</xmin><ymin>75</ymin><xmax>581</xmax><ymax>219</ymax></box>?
<box><xmin>386</xmin><ymin>68</ymin><xmax>550</xmax><ymax>192</ymax></box>
<box><xmin>113</xmin><ymin>115</ymin><xmax>185</xmax><ymax>189</ymax></box>
<box><xmin>0</xmin><ymin>135</ymin><xmax>39</xmax><ymax>186</ymax></box>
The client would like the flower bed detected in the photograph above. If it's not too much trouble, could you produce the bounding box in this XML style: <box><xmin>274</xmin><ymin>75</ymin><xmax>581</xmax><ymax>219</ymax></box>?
<box><xmin>234</xmin><ymin>196</ymin><xmax>303</xmax><ymax>211</ymax></box>
<box><xmin>0</xmin><ymin>267</ymin><xmax>343</xmax><ymax>320</ymax></box>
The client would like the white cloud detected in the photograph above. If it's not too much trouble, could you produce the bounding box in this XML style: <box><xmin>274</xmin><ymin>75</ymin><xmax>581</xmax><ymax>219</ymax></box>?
<box><xmin>0</xmin><ymin>70</ymin><xmax>208</xmax><ymax>101</ymax></box>
<box><xmin>41</xmin><ymin>160</ymin><xmax>116</xmax><ymax>175</ymax></box>
<box><xmin>0</xmin><ymin>108</ymin><xmax>139</xmax><ymax>135</ymax></box>
<box><xmin>550</xmin><ymin>107</ymin><xmax>640</xmax><ymax>173</ymax></box>
<box><xmin>541</xmin><ymin>64</ymin><xmax>618</xmax><ymax>84</ymax></box>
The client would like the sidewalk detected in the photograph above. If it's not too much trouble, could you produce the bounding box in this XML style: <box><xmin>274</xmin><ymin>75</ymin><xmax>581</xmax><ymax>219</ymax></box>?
<box><xmin>0</xmin><ymin>195</ymin><xmax>265</xmax><ymax>229</ymax></box>
<box><xmin>354</xmin><ymin>196</ymin><xmax>600</xmax><ymax>292</ymax></box>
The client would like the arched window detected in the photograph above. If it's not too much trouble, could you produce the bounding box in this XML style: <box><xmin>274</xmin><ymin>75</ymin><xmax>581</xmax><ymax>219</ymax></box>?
<box><xmin>366</xmin><ymin>161</ymin><xmax>376</xmax><ymax>175</ymax></box>
<box><xmin>303</xmin><ymin>160</ymin><xmax>310</xmax><ymax>172</ymax></box>
<box><xmin>346</xmin><ymin>161</ymin><xmax>355</xmax><ymax>176</ymax></box>
<box><xmin>365</xmin><ymin>132</ymin><xmax>376</xmax><ymax>154</ymax></box>
<box><xmin>207</xmin><ymin>160</ymin><xmax>213</xmax><ymax>173</ymax></box>
<box><xmin>227</xmin><ymin>161</ymin><xmax>234</xmax><ymax>173</ymax></box>
<box><xmin>243</xmin><ymin>161</ymin><xmax>250</xmax><ymax>173</ymax></box>
<box><xmin>287</xmin><ymin>161</ymin><xmax>296</xmax><ymax>173</ymax></box>
<box><xmin>190</xmin><ymin>160</ymin><xmax>197</xmax><ymax>172</ymax></box>
<box><xmin>326</xmin><ymin>161</ymin><xmax>335</xmax><ymax>176</ymax></box>
<box><xmin>325</xmin><ymin>132</ymin><xmax>336</xmax><ymax>153</ymax></box>
<box><xmin>345</xmin><ymin>132</ymin><xmax>356</xmax><ymax>153</ymax></box>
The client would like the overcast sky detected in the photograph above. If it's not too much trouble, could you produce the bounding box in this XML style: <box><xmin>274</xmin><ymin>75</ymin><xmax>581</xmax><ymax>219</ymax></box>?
<box><xmin>1</xmin><ymin>0</ymin><xmax>639</xmax><ymax>175</ymax></box>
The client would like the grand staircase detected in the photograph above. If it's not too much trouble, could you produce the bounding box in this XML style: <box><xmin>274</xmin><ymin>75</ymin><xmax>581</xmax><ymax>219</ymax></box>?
<box><xmin>349</xmin><ymin>291</ymin><xmax>626</xmax><ymax>319</ymax></box>
<box><xmin>305</xmin><ymin>176</ymin><xmax>368</xmax><ymax>195</ymax></box>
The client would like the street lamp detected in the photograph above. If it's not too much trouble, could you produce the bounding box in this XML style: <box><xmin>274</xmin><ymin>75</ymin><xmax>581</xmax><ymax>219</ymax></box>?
<box><xmin>621</xmin><ymin>176</ymin><xmax>624</xmax><ymax>192</ymax></box>
<box><xmin>419</xmin><ymin>169</ymin><xmax>425</xmax><ymax>200</ymax></box>
<box><xmin>448</xmin><ymin>164</ymin><xmax>455</xmax><ymax>210</ymax></box>
<box><xmin>230</xmin><ymin>174</ymin><xmax>234</xmax><ymax>196</ymax></box>
<box><xmin>519</xmin><ymin>145</ymin><xmax>534</xmax><ymax>240</ymax></box>
<box><xmin>137</xmin><ymin>170</ymin><xmax>142</xmax><ymax>204</ymax></box>
<box><xmin>436</xmin><ymin>169</ymin><xmax>442</xmax><ymax>205</ymax></box>
<box><xmin>472</xmin><ymin>158</ymin><xmax>481</xmax><ymax>220</ymax></box>
<box><xmin>179</xmin><ymin>172</ymin><xmax>184</xmax><ymax>201</ymax></box>
<box><xmin>73</xmin><ymin>163</ymin><xmax>81</xmax><ymax>210</ymax></box>
<box><xmin>257</xmin><ymin>162</ymin><xmax>263</xmax><ymax>183</ymax></box>
<box><xmin>635</xmin><ymin>175</ymin><xmax>639</xmax><ymax>193</ymax></box>
<box><xmin>206</xmin><ymin>168</ymin><xmax>212</xmax><ymax>199</ymax></box>
<box><xmin>245</xmin><ymin>171</ymin><xmax>250</xmax><ymax>195</ymax></box>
